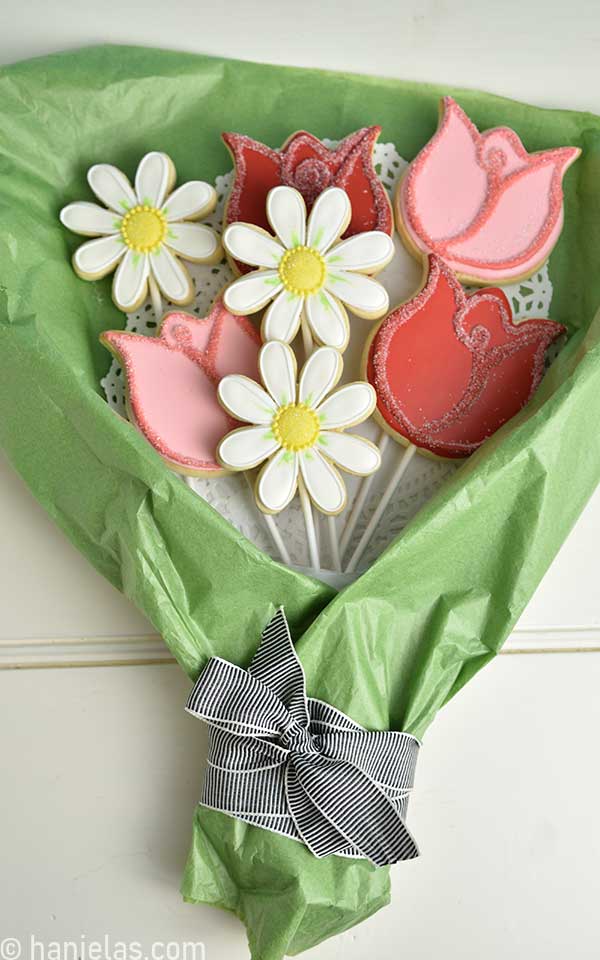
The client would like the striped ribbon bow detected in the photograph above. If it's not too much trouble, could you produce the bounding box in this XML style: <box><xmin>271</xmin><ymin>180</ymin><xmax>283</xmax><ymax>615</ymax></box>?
<box><xmin>185</xmin><ymin>608</ymin><xmax>420</xmax><ymax>866</ymax></box>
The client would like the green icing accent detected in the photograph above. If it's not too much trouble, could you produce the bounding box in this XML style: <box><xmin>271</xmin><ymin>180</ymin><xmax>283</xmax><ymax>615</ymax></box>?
<box><xmin>264</xmin><ymin>276</ymin><xmax>281</xmax><ymax>286</ymax></box>
<box><xmin>291</xmin><ymin>231</ymin><xmax>300</xmax><ymax>247</ymax></box>
<box><xmin>282</xmin><ymin>451</ymin><xmax>295</xmax><ymax>463</ymax></box>
<box><xmin>319</xmin><ymin>291</ymin><xmax>330</xmax><ymax>308</ymax></box>
<box><xmin>327</xmin><ymin>254</ymin><xmax>343</xmax><ymax>263</ymax></box>
<box><xmin>313</xmin><ymin>227</ymin><xmax>324</xmax><ymax>247</ymax></box>
<box><xmin>118</xmin><ymin>200</ymin><xmax>131</xmax><ymax>212</ymax></box>
<box><xmin>318</xmin><ymin>434</ymin><xmax>328</xmax><ymax>446</ymax></box>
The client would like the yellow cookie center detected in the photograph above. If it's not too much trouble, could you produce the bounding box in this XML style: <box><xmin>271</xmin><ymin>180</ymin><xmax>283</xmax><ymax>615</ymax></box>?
<box><xmin>278</xmin><ymin>246</ymin><xmax>326</xmax><ymax>296</ymax></box>
<box><xmin>272</xmin><ymin>403</ymin><xmax>320</xmax><ymax>452</ymax></box>
<box><xmin>121</xmin><ymin>205</ymin><xmax>168</xmax><ymax>253</ymax></box>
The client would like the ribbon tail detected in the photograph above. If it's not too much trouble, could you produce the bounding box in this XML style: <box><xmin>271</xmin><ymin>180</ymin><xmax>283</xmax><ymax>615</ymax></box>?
<box><xmin>248</xmin><ymin>608</ymin><xmax>309</xmax><ymax>727</ymax></box>
<box><xmin>285</xmin><ymin>760</ymin><xmax>352</xmax><ymax>859</ymax></box>
<box><xmin>186</xmin><ymin>656</ymin><xmax>289</xmax><ymax>738</ymax></box>
<box><xmin>290</xmin><ymin>754</ymin><xmax>419</xmax><ymax>867</ymax></box>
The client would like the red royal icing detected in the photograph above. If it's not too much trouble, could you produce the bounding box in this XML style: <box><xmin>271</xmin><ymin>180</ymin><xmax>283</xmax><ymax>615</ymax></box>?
<box><xmin>223</xmin><ymin>128</ymin><xmax>393</xmax><ymax>273</ymax></box>
<box><xmin>367</xmin><ymin>255</ymin><xmax>565</xmax><ymax>458</ymax></box>
<box><xmin>101</xmin><ymin>299</ymin><xmax>260</xmax><ymax>474</ymax></box>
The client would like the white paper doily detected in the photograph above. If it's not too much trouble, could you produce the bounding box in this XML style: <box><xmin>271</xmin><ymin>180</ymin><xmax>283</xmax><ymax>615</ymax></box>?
<box><xmin>101</xmin><ymin>141</ymin><xmax>554</xmax><ymax>581</ymax></box>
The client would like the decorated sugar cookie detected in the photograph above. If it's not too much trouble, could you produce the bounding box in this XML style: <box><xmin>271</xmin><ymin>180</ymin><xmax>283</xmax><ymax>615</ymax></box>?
<box><xmin>61</xmin><ymin>152</ymin><xmax>222</xmax><ymax>312</ymax></box>
<box><xmin>101</xmin><ymin>299</ymin><xmax>260</xmax><ymax>476</ymax></box>
<box><xmin>365</xmin><ymin>254</ymin><xmax>566</xmax><ymax>459</ymax></box>
<box><xmin>222</xmin><ymin>185</ymin><xmax>394</xmax><ymax>351</ymax></box>
<box><xmin>217</xmin><ymin>340</ymin><xmax>381</xmax><ymax>514</ymax></box>
<box><xmin>223</xmin><ymin>127</ymin><xmax>393</xmax><ymax>275</ymax></box>
<box><xmin>396</xmin><ymin>97</ymin><xmax>580</xmax><ymax>285</ymax></box>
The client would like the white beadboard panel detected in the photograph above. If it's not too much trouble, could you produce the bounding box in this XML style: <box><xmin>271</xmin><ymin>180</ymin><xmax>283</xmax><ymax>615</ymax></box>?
<box><xmin>2</xmin><ymin>0</ymin><xmax>600</xmax><ymax>115</ymax></box>
<box><xmin>0</xmin><ymin>655</ymin><xmax>598</xmax><ymax>959</ymax></box>
<box><xmin>3</xmin><ymin>453</ymin><xmax>600</xmax><ymax>646</ymax></box>
<box><xmin>0</xmin><ymin>453</ymin><xmax>151</xmax><ymax>640</ymax></box>
<box><xmin>1</xmin><ymin>626</ymin><xmax>600</xmax><ymax>670</ymax></box>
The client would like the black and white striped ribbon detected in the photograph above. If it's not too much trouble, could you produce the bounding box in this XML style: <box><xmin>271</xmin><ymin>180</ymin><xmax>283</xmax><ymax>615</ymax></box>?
<box><xmin>185</xmin><ymin>608</ymin><xmax>420</xmax><ymax>866</ymax></box>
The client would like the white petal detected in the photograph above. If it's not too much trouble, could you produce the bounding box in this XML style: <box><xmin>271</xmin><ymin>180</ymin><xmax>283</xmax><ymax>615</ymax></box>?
<box><xmin>60</xmin><ymin>202</ymin><xmax>121</xmax><ymax>237</ymax></box>
<box><xmin>259</xmin><ymin>340</ymin><xmax>297</xmax><ymax>407</ymax></box>
<box><xmin>224</xmin><ymin>223</ymin><xmax>284</xmax><ymax>268</ymax></box>
<box><xmin>166</xmin><ymin>223</ymin><xmax>220</xmax><ymax>262</ymax></box>
<box><xmin>305</xmin><ymin>290</ymin><xmax>349</xmax><ymax>350</ymax></box>
<box><xmin>135</xmin><ymin>152</ymin><xmax>174</xmax><ymax>208</ymax></box>
<box><xmin>307</xmin><ymin>187</ymin><xmax>351</xmax><ymax>253</ymax></box>
<box><xmin>87</xmin><ymin>164</ymin><xmax>137</xmax><ymax>214</ymax></box>
<box><xmin>112</xmin><ymin>249</ymin><xmax>150</xmax><ymax>311</ymax></box>
<box><xmin>266</xmin><ymin>186</ymin><xmax>306</xmax><ymax>249</ymax></box>
<box><xmin>262</xmin><ymin>291</ymin><xmax>303</xmax><ymax>343</ymax></box>
<box><xmin>72</xmin><ymin>235</ymin><xmax>125</xmax><ymax>279</ymax></box>
<box><xmin>326</xmin><ymin>232</ymin><xmax>394</xmax><ymax>272</ymax></box>
<box><xmin>300</xmin><ymin>449</ymin><xmax>346</xmax><ymax>515</ymax></box>
<box><xmin>298</xmin><ymin>347</ymin><xmax>342</xmax><ymax>408</ymax></box>
<box><xmin>163</xmin><ymin>181</ymin><xmax>216</xmax><ymax>220</ymax></box>
<box><xmin>316</xmin><ymin>382</ymin><xmax>375</xmax><ymax>429</ymax></box>
<box><xmin>257</xmin><ymin>448</ymin><xmax>299</xmax><ymax>514</ymax></box>
<box><xmin>325</xmin><ymin>270</ymin><xmax>389</xmax><ymax>318</ymax></box>
<box><xmin>150</xmin><ymin>245</ymin><xmax>193</xmax><ymax>304</ymax></box>
<box><xmin>218</xmin><ymin>425</ymin><xmax>280</xmax><ymax>471</ymax></box>
<box><xmin>218</xmin><ymin>375</ymin><xmax>277</xmax><ymax>424</ymax></box>
<box><xmin>318</xmin><ymin>432</ymin><xmax>381</xmax><ymax>476</ymax></box>
<box><xmin>224</xmin><ymin>271</ymin><xmax>282</xmax><ymax>315</ymax></box>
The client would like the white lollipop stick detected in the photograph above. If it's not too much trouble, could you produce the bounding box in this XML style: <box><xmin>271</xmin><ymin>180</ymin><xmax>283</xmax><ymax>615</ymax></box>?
<box><xmin>300</xmin><ymin>314</ymin><xmax>313</xmax><ymax>361</ymax></box>
<box><xmin>328</xmin><ymin>515</ymin><xmax>342</xmax><ymax>572</ymax></box>
<box><xmin>264</xmin><ymin>514</ymin><xmax>292</xmax><ymax>566</ymax></box>
<box><xmin>182</xmin><ymin>473</ymin><xmax>291</xmax><ymax>567</ymax></box>
<box><xmin>298</xmin><ymin>314</ymin><xmax>323</xmax><ymax>568</ymax></box>
<box><xmin>340</xmin><ymin>429</ymin><xmax>389</xmax><ymax>559</ymax></box>
<box><xmin>345</xmin><ymin>443</ymin><xmax>417</xmax><ymax>574</ymax></box>
<box><xmin>242</xmin><ymin>473</ymin><xmax>291</xmax><ymax>566</ymax></box>
<box><xmin>299</xmin><ymin>476</ymin><xmax>320</xmax><ymax>572</ymax></box>
<box><xmin>148</xmin><ymin>275</ymin><xmax>163</xmax><ymax>321</ymax></box>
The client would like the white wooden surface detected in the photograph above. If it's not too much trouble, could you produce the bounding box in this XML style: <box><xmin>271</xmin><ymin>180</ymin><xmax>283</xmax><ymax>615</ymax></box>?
<box><xmin>1</xmin><ymin>3</ymin><xmax>600</xmax><ymax>957</ymax></box>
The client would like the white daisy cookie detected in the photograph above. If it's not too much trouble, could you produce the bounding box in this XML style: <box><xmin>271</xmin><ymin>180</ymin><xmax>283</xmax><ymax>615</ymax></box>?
<box><xmin>217</xmin><ymin>340</ymin><xmax>381</xmax><ymax>515</ymax></box>
<box><xmin>60</xmin><ymin>152</ymin><xmax>222</xmax><ymax>312</ymax></box>
<box><xmin>222</xmin><ymin>185</ymin><xmax>394</xmax><ymax>351</ymax></box>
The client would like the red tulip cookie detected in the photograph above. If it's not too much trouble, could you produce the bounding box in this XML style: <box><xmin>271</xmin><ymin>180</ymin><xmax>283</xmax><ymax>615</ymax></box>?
<box><xmin>223</xmin><ymin>127</ymin><xmax>393</xmax><ymax>274</ymax></box>
<box><xmin>101</xmin><ymin>299</ymin><xmax>261</xmax><ymax>476</ymax></box>
<box><xmin>396</xmin><ymin>97</ymin><xmax>580</xmax><ymax>285</ymax></box>
<box><xmin>365</xmin><ymin>254</ymin><xmax>566</xmax><ymax>460</ymax></box>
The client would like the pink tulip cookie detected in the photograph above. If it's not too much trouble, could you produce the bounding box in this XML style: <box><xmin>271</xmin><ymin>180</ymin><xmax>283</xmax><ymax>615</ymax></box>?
<box><xmin>101</xmin><ymin>299</ymin><xmax>261</xmax><ymax>476</ymax></box>
<box><xmin>365</xmin><ymin>255</ymin><xmax>566</xmax><ymax>459</ymax></box>
<box><xmin>396</xmin><ymin>97</ymin><xmax>580</xmax><ymax>285</ymax></box>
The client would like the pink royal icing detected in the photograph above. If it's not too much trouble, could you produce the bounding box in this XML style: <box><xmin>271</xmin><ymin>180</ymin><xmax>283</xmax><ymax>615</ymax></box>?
<box><xmin>101</xmin><ymin>300</ymin><xmax>261</xmax><ymax>475</ymax></box>
<box><xmin>397</xmin><ymin>97</ymin><xmax>580</xmax><ymax>283</ymax></box>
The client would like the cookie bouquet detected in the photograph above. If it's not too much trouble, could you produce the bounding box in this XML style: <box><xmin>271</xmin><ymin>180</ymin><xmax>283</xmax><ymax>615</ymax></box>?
<box><xmin>2</xmin><ymin>47</ymin><xmax>600</xmax><ymax>960</ymax></box>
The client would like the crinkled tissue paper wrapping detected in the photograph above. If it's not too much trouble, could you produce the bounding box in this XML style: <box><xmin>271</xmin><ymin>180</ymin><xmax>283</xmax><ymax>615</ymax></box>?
<box><xmin>2</xmin><ymin>45</ymin><xmax>600</xmax><ymax>960</ymax></box>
